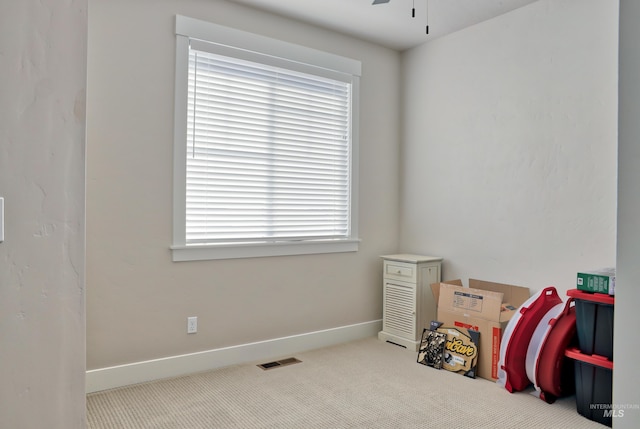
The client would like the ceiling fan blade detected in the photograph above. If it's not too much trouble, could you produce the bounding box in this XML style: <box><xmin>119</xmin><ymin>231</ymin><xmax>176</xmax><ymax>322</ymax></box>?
<box><xmin>372</xmin><ymin>0</ymin><xmax>390</xmax><ymax>4</ymax></box>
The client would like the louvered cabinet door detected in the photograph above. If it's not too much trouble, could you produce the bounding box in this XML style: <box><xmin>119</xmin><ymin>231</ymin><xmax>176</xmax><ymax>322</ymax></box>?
<box><xmin>382</xmin><ymin>280</ymin><xmax>417</xmax><ymax>340</ymax></box>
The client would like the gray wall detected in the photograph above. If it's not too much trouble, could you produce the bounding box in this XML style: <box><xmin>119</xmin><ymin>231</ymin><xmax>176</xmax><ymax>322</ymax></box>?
<box><xmin>615</xmin><ymin>0</ymin><xmax>640</xmax><ymax>426</ymax></box>
<box><xmin>0</xmin><ymin>1</ymin><xmax>87</xmax><ymax>427</ymax></box>
<box><xmin>87</xmin><ymin>0</ymin><xmax>401</xmax><ymax>370</ymax></box>
<box><xmin>400</xmin><ymin>0</ymin><xmax>618</xmax><ymax>297</ymax></box>
<box><xmin>0</xmin><ymin>0</ymin><xmax>633</xmax><ymax>426</ymax></box>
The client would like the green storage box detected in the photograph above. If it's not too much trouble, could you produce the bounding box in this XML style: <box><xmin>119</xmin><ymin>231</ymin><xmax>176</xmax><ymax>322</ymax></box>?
<box><xmin>577</xmin><ymin>268</ymin><xmax>615</xmax><ymax>295</ymax></box>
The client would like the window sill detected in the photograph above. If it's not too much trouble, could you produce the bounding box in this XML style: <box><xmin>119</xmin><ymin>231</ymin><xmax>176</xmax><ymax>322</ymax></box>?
<box><xmin>171</xmin><ymin>239</ymin><xmax>360</xmax><ymax>262</ymax></box>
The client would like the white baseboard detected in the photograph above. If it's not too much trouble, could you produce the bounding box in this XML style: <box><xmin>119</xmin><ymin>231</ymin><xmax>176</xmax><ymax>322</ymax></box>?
<box><xmin>86</xmin><ymin>319</ymin><xmax>382</xmax><ymax>393</ymax></box>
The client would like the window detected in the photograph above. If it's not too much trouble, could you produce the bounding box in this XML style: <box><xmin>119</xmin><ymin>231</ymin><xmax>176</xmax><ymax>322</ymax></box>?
<box><xmin>172</xmin><ymin>16</ymin><xmax>361</xmax><ymax>261</ymax></box>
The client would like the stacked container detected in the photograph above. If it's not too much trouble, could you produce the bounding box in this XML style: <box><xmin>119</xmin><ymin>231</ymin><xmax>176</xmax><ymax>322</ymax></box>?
<box><xmin>565</xmin><ymin>289</ymin><xmax>615</xmax><ymax>427</ymax></box>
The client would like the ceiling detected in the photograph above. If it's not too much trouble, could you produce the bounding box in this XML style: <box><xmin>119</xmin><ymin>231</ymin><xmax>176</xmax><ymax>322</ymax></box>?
<box><xmin>229</xmin><ymin>0</ymin><xmax>541</xmax><ymax>51</ymax></box>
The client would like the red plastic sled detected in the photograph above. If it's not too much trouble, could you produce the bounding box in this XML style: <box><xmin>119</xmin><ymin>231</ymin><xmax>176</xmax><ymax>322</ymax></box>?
<box><xmin>528</xmin><ymin>298</ymin><xmax>577</xmax><ymax>403</ymax></box>
<box><xmin>497</xmin><ymin>286</ymin><xmax>563</xmax><ymax>393</ymax></box>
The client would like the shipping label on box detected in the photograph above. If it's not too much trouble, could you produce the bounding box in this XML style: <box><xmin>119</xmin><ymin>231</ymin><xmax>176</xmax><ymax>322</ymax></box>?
<box><xmin>439</xmin><ymin>283</ymin><xmax>504</xmax><ymax>318</ymax></box>
<box><xmin>577</xmin><ymin>268</ymin><xmax>615</xmax><ymax>295</ymax></box>
<box><xmin>453</xmin><ymin>291</ymin><xmax>485</xmax><ymax>312</ymax></box>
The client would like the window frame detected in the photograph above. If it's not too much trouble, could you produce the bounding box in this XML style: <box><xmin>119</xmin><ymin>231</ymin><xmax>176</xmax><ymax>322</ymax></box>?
<box><xmin>171</xmin><ymin>16</ymin><xmax>361</xmax><ymax>262</ymax></box>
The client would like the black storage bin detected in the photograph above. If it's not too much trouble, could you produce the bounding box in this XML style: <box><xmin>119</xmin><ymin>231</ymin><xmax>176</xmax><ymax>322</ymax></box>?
<box><xmin>566</xmin><ymin>289</ymin><xmax>614</xmax><ymax>360</ymax></box>
<box><xmin>565</xmin><ymin>348</ymin><xmax>614</xmax><ymax>427</ymax></box>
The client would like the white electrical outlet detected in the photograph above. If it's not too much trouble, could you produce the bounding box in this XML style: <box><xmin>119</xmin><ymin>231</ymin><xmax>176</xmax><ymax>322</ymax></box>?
<box><xmin>187</xmin><ymin>316</ymin><xmax>197</xmax><ymax>334</ymax></box>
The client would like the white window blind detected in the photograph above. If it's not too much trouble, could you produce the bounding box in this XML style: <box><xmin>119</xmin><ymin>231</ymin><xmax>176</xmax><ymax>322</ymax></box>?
<box><xmin>185</xmin><ymin>43</ymin><xmax>353</xmax><ymax>245</ymax></box>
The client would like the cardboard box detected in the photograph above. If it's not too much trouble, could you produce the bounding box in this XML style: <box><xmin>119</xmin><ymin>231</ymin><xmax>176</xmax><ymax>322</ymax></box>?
<box><xmin>577</xmin><ymin>268</ymin><xmax>615</xmax><ymax>295</ymax></box>
<box><xmin>431</xmin><ymin>279</ymin><xmax>530</xmax><ymax>381</ymax></box>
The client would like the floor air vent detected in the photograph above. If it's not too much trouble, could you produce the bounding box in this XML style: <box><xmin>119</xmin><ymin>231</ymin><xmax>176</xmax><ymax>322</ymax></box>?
<box><xmin>386</xmin><ymin>340</ymin><xmax>407</xmax><ymax>348</ymax></box>
<box><xmin>257</xmin><ymin>357</ymin><xmax>301</xmax><ymax>370</ymax></box>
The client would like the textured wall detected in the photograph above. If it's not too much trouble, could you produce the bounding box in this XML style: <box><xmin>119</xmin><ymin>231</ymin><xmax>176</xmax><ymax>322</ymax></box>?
<box><xmin>615</xmin><ymin>1</ymin><xmax>640</xmax><ymax>425</ymax></box>
<box><xmin>400</xmin><ymin>0</ymin><xmax>618</xmax><ymax>295</ymax></box>
<box><xmin>0</xmin><ymin>1</ymin><xmax>87</xmax><ymax>428</ymax></box>
<box><xmin>87</xmin><ymin>0</ymin><xmax>400</xmax><ymax>370</ymax></box>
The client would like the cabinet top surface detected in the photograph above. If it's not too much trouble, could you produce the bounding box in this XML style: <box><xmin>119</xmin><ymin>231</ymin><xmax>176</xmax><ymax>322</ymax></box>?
<box><xmin>381</xmin><ymin>254</ymin><xmax>443</xmax><ymax>263</ymax></box>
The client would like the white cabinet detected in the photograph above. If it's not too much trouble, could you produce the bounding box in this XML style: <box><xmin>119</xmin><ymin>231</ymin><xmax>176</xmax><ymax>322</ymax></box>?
<box><xmin>378</xmin><ymin>254</ymin><xmax>442</xmax><ymax>351</ymax></box>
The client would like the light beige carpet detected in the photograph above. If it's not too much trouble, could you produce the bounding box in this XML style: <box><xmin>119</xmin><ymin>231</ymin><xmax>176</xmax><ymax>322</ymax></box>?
<box><xmin>87</xmin><ymin>337</ymin><xmax>605</xmax><ymax>428</ymax></box>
